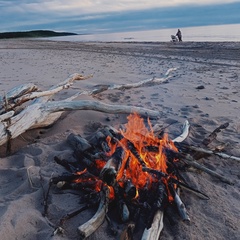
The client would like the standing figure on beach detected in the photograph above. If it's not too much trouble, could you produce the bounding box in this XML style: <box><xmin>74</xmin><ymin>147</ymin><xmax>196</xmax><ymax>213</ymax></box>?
<box><xmin>176</xmin><ymin>29</ymin><xmax>182</xmax><ymax>41</ymax></box>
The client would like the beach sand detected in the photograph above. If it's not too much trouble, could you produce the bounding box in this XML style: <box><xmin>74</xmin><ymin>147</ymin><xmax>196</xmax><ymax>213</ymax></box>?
<box><xmin>0</xmin><ymin>39</ymin><xmax>239</xmax><ymax>240</ymax></box>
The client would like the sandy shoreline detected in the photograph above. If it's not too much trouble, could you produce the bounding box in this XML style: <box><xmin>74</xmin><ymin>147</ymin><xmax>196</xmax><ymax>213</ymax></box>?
<box><xmin>0</xmin><ymin>39</ymin><xmax>239</xmax><ymax>240</ymax></box>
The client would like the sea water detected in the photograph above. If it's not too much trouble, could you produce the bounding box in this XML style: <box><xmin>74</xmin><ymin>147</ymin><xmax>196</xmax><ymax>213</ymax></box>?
<box><xmin>48</xmin><ymin>24</ymin><xmax>240</xmax><ymax>42</ymax></box>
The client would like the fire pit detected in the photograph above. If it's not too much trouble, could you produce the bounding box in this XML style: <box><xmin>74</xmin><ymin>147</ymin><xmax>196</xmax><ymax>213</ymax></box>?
<box><xmin>41</xmin><ymin>113</ymin><xmax>237</xmax><ymax>239</ymax></box>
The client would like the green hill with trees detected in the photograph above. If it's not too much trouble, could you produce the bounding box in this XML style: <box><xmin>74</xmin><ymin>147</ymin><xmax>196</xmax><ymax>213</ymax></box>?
<box><xmin>0</xmin><ymin>30</ymin><xmax>78</xmax><ymax>39</ymax></box>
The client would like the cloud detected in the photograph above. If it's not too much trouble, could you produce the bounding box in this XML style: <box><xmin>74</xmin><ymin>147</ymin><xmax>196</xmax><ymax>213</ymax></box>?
<box><xmin>0</xmin><ymin>1</ymin><xmax>240</xmax><ymax>32</ymax></box>
<box><xmin>2</xmin><ymin>1</ymin><xmax>240</xmax><ymax>15</ymax></box>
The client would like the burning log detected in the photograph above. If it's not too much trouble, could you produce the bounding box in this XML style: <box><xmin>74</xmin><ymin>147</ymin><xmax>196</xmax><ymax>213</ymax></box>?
<box><xmin>100</xmin><ymin>147</ymin><xmax>125</xmax><ymax>186</ymax></box>
<box><xmin>78</xmin><ymin>187</ymin><xmax>110</xmax><ymax>239</ymax></box>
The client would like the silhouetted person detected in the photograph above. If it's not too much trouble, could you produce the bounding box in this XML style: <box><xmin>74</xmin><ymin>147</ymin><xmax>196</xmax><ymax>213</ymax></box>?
<box><xmin>176</xmin><ymin>29</ymin><xmax>182</xmax><ymax>41</ymax></box>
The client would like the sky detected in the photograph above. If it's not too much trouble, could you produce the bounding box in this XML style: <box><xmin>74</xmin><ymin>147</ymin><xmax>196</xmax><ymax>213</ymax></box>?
<box><xmin>0</xmin><ymin>0</ymin><xmax>240</xmax><ymax>34</ymax></box>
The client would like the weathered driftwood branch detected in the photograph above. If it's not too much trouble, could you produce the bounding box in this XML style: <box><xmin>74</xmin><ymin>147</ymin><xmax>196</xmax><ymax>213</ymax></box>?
<box><xmin>5</xmin><ymin>83</ymin><xmax>38</xmax><ymax>100</ymax></box>
<box><xmin>0</xmin><ymin>72</ymin><xmax>167</xmax><ymax>148</ymax></box>
<box><xmin>2</xmin><ymin>74</ymin><xmax>92</xmax><ymax>111</ymax></box>
<box><xmin>78</xmin><ymin>188</ymin><xmax>109</xmax><ymax>239</ymax></box>
<box><xmin>80</xmin><ymin>68</ymin><xmax>177</xmax><ymax>96</ymax></box>
<box><xmin>0</xmin><ymin>100</ymin><xmax>159</xmax><ymax>146</ymax></box>
<box><xmin>108</xmin><ymin>68</ymin><xmax>177</xmax><ymax>90</ymax></box>
<box><xmin>44</xmin><ymin>100</ymin><xmax>161</xmax><ymax>117</ymax></box>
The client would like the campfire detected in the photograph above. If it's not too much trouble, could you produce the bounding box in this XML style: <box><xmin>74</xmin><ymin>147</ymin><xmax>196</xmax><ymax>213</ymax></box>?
<box><xmin>43</xmin><ymin>113</ymin><xmax>227</xmax><ymax>240</ymax></box>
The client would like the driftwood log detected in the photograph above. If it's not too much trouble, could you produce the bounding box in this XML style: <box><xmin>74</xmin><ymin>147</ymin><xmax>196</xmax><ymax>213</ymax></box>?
<box><xmin>0</xmin><ymin>69</ymin><xmax>177</xmax><ymax>149</ymax></box>
<box><xmin>78</xmin><ymin>188</ymin><xmax>110</xmax><ymax>239</ymax></box>
<box><xmin>141</xmin><ymin>210</ymin><xmax>164</xmax><ymax>240</ymax></box>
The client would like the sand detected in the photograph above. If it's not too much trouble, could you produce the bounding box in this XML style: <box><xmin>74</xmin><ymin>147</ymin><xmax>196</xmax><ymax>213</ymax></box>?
<box><xmin>0</xmin><ymin>39</ymin><xmax>239</xmax><ymax>240</ymax></box>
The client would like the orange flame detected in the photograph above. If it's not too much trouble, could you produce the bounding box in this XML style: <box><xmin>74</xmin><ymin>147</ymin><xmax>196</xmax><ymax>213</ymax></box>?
<box><xmin>71</xmin><ymin>113</ymin><xmax>178</xmax><ymax>202</ymax></box>
<box><xmin>108</xmin><ymin>113</ymin><xmax>178</xmax><ymax>200</ymax></box>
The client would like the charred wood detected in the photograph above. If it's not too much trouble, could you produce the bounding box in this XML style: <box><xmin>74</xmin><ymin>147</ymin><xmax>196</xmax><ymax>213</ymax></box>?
<box><xmin>124</xmin><ymin>179</ymin><xmax>137</xmax><ymax>200</ymax></box>
<box><xmin>100</xmin><ymin>147</ymin><xmax>125</xmax><ymax>186</ymax></box>
<box><xmin>54</xmin><ymin>156</ymin><xmax>79</xmax><ymax>173</ymax></box>
<box><xmin>140</xmin><ymin>182</ymin><xmax>166</xmax><ymax>240</ymax></box>
<box><xmin>59</xmin><ymin>204</ymin><xmax>92</xmax><ymax>226</ymax></box>
<box><xmin>67</xmin><ymin>133</ymin><xmax>92</xmax><ymax>153</ymax></box>
<box><xmin>142</xmin><ymin>166</ymin><xmax>209</xmax><ymax>200</ymax></box>
<box><xmin>119</xmin><ymin>201</ymin><xmax>130</xmax><ymax>223</ymax></box>
<box><xmin>105</xmin><ymin>214</ymin><xmax>118</xmax><ymax>236</ymax></box>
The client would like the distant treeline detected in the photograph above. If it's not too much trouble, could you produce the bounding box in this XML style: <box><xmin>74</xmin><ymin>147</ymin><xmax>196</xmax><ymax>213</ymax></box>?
<box><xmin>0</xmin><ymin>30</ymin><xmax>78</xmax><ymax>39</ymax></box>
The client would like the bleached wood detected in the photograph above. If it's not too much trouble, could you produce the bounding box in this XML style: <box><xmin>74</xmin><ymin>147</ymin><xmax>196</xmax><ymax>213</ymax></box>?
<box><xmin>173</xmin><ymin>120</ymin><xmax>190</xmax><ymax>143</ymax></box>
<box><xmin>141</xmin><ymin>210</ymin><xmax>164</xmax><ymax>240</ymax></box>
<box><xmin>44</xmin><ymin>100</ymin><xmax>160</xmax><ymax>117</ymax></box>
<box><xmin>0</xmin><ymin>100</ymin><xmax>160</xmax><ymax>146</ymax></box>
<box><xmin>81</xmin><ymin>68</ymin><xmax>177</xmax><ymax>96</ymax></box>
<box><xmin>78</xmin><ymin>189</ymin><xmax>109</xmax><ymax>239</ymax></box>
<box><xmin>109</xmin><ymin>68</ymin><xmax>177</xmax><ymax>90</ymax></box>
<box><xmin>0</xmin><ymin>111</ymin><xmax>14</xmax><ymax>121</ymax></box>
<box><xmin>5</xmin><ymin>83</ymin><xmax>38</xmax><ymax>100</ymax></box>
<box><xmin>0</xmin><ymin>71</ymin><xmax>176</xmax><ymax>148</ymax></box>
<box><xmin>2</xmin><ymin>74</ymin><xmax>92</xmax><ymax>110</ymax></box>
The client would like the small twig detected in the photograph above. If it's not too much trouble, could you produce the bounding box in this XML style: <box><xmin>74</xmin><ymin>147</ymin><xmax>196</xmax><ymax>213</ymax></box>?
<box><xmin>202</xmin><ymin>122</ymin><xmax>229</xmax><ymax>146</ymax></box>
<box><xmin>59</xmin><ymin>204</ymin><xmax>92</xmax><ymax>226</ymax></box>
<box><xmin>185</xmin><ymin>145</ymin><xmax>240</xmax><ymax>163</ymax></box>
<box><xmin>182</xmin><ymin>153</ymin><xmax>234</xmax><ymax>185</ymax></box>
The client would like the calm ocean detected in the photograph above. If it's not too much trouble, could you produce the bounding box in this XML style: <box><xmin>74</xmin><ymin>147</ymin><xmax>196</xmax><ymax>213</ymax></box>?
<box><xmin>49</xmin><ymin>24</ymin><xmax>240</xmax><ymax>42</ymax></box>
